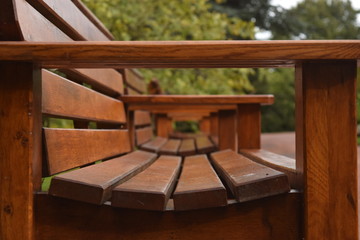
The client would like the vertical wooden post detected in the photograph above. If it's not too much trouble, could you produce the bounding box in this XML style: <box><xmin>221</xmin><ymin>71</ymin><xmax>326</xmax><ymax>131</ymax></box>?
<box><xmin>296</xmin><ymin>61</ymin><xmax>358</xmax><ymax>240</ymax></box>
<box><xmin>199</xmin><ymin>116</ymin><xmax>210</xmax><ymax>134</ymax></box>
<box><xmin>237</xmin><ymin>104</ymin><xmax>261</xmax><ymax>150</ymax></box>
<box><xmin>209</xmin><ymin>112</ymin><xmax>219</xmax><ymax>137</ymax></box>
<box><xmin>156</xmin><ymin>114</ymin><xmax>172</xmax><ymax>137</ymax></box>
<box><xmin>126</xmin><ymin>110</ymin><xmax>135</xmax><ymax>150</ymax></box>
<box><xmin>218</xmin><ymin>110</ymin><xmax>237</xmax><ymax>151</ymax></box>
<box><xmin>0</xmin><ymin>62</ymin><xmax>42</xmax><ymax>240</ymax></box>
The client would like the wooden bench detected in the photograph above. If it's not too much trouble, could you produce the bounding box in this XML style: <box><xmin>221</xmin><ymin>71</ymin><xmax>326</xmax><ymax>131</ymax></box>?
<box><xmin>1</xmin><ymin>1</ymin><xmax>359</xmax><ymax>240</ymax></box>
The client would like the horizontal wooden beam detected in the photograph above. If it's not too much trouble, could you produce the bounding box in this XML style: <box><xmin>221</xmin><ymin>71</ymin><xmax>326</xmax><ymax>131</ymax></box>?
<box><xmin>0</xmin><ymin>40</ymin><xmax>359</xmax><ymax>68</ymax></box>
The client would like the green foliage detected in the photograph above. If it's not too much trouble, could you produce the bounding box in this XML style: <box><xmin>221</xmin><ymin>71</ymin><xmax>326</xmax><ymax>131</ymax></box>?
<box><xmin>83</xmin><ymin>0</ymin><xmax>255</xmax><ymax>95</ymax></box>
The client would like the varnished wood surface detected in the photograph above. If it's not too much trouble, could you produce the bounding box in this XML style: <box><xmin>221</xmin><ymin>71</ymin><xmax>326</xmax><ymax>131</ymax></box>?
<box><xmin>140</xmin><ymin>137</ymin><xmax>167</xmax><ymax>153</ymax></box>
<box><xmin>156</xmin><ymin>114</ymin><xmax>173</xmax><ymax>137</ymax></box>
<box><xmin>240</xmin><ymin>149</ymin><xmax>297</xmax><ymax>188</ymax></box>
<box><xmin>296</xmin><ymin>61</ymin><xmax>358</xmax><ymax>239</ymax></box>
<box><xmin>196</xmin><ymin>136</ymin><xmax>217</xmax><ymax>154</ymax></box>
<box><xmin>42</xmin><ymin>70</ymin><xmax>126</xmax><ymax>124</ymax></box>
<box><xmin>0</xmin><ymin>62</ymin><xmax>42</xmax><ymax>240</ymax></box>
<box><xmin>135</xmin><ymin>127</ymin><xmax>153</xmax><ymax>145</ymax></box>
<box><xmin>173</xmin><ymin>155</ymin><xmax>227</xmax><ymax>211</ymax></box>
<box><xmin>122</xmin><ymin>69</ymin><xmax>147</xmax><ymax>93</ymax></box>
<box><xmin>159</xmin><ymin>139</ymin><xmax>181</xmax><ymax>155</ymax></box>
<box><xmin>178</xmin><ymin>139</ymin><xmax>196</xmax><ymax>157</ymax></box>
<box><xmin>122</xmin><ymin>95</ymin><xmax>274</xmax><ymax>105</ymax></box>
<box><xmin>43</xmin><ymin>128</ymin><xmax>131</xmax><ymax>175</ymax></box>
<box><xmin>218</xmin><ymin>110</ymin><xmax>237</xmax><ymax>151</ymax></box>
<box><xmin>35</xmin><ymin>192</ymin><xmax>302</xmax><ymax>240</ymax></box>
<box><xmin>60</xmin><ymin>68</ymin><xmax>124</xmax><ymax>97</ymax></box>
<box><xmin>112</xmin><ymin>155</ymin><xmax>182</xmax><ymax>211</ymax></box>
<box><xmin>49</xmin><ymin>151</ymin><xmax>157</xmax><ymax>205</ymax></box>
<box><xmin>134</xmin><ymin>110</ymin><xmax>152</xmax><ymax>126</ymax></box>
<box><xmin>210</xmin><ymin>150</ymin><xmax>290</xmax><ymax>202</ymax></box>
<box><xmin>0</xmin><ymin>40</ymin><xmax>359</xmax><ymax>68</ymax></box>
<box><xmin>131</xmin><ymin>104</ymin><xmax>236</xmax><ymax>112</ymax></box>
<box><xmin>237</xmin><ymin>104</ymin><xmax>261</xmax><ymax>149</ymax></box>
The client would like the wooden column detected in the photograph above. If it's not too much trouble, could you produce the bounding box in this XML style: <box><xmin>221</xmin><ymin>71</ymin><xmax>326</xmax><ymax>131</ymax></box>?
<box><xmin>209</xmin><ymin>112</ymin><xmax>218</xmax><ymax>137</ymax></box>
<box><xmin>0</xmin><ymin>62</ymin><xmax>42</xmax><ymax>240</ymax></box>
<box><xmin>218</xmin><ymin>110</ymin><xmax>237</xmax><ymax>151</ymax></box>
<box><xmin>237</xmin><ymin>104</ymin><xmax>261</xmax><ymax>150</ymax></box>
<box><xmin>199</xmin><ymin>116</ymin><xmax>210</xmax><ymax>134</ymax></box>
<box><xmin>156</xmin><ymin>114</ymin><xmax>172</xmax><ymax>137</ymax></box>
<box><xmin>295</xmin><ymin>61</ymin><xmax>358</xmax><ymax>240</ymax></box>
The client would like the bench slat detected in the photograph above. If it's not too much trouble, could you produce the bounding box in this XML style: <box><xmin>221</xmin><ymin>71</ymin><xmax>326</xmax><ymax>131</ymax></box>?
<box><xmin>44</xmin><ymin>128</ymin><xmax>131</xmax><ymax>175</ymax></box>
<box><xmin>178</xmin><ymin>139</ymin><xmax>196</xmax><ymax>157</ymax></box>
<box><xmin>210</xmin><ymin>150</ymin><xmax>290</xmax><ymax>202</ymax></box>
<box><xmin>240</xmin><ymin>149</ymin><xmax>297</xmax><ymax>188</ymax></box>
<box><xmin>112</xmin><ymin>155</ymin><xmax>181</xmax><ymax>211</ymax></box>
<box><xmin>49</xmin><ymin>150</ymin><xmax>157</xmax><ymax>205</ymax></box>
<box><xmin>134</xmin><ymin>110</ymin><xmax>152</xmax><ymax>126</ymax></box>
<box><xmin>196</xmin><ymin>136</ymin><xmax>217</xmax><ymax>154</ymax></box>
<box><xmin>135</xmin><ymin>127</ymin><xmax>153</xmax><ymax>146</ymax></box>
<box><xmin>158</xmin><ymin>139</ymin><xmax>181</xmax><ymax>155</ymax></box>
<box><xmin>140</xmin><ymin>137</ymin><xmax>167</xmax><ymax>153</ymax></box>
<box><xmin>122</xmin><ymin>69</ymin><xmax>147</xmax><ymax>93</ymax></box>
<box><xmin>173</xmin><ymin>155</ymin><xmax>227</xmax><ymax>211</ymax></box>
<box><xmin>60</xmin><ymin>68</ymin><xmax>124</xmax><ymax>97</ymax></box>
<box><xmin>42</xmin><ymin>70</ymin><xmax>126</xmax><ymax>124</ymax></box>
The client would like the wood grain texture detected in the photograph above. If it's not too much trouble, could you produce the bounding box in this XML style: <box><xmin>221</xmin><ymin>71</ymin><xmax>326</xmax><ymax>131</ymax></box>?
<box><xmin>43</xmin><ymin>128</ymin><xmax>131</xmax><ymax>175</ymax></box>
<box><xmin>210</xmin><ymin>150</ymin><xmax>290</xmax><ymax>202</ymax></box>
<box><xmin>0</xmin><ymin>62</ymin><xmax>41</xmax><ymax>240</ymax></box>
<box><xmin>112</xmin><ymin>155</ymin><xmax>182</xmax><ymax>211</ymax></box>
<box><xmin>49</xmin><ymin>151</ymin><xmax>157</xmax><ymax>205</ymax></box>
<box><xmin>42</xmin><ymin>70</ymin><xmax>126</xmax><ymax>123</ymax></box>
<box><xmin>134</xmin><ymin>110</ymin><xmax>152</xmax><ymax>126</ymax></box>
<box><xmin>159</xmin><ymin>139</ymin><xmax>181</xmax><ymax>155</ymax></box>
<box><xmin>199</xmin><ymin>117</ymin><xmax>211</xmax><ymax>134</ymax></box>
<box><xmin>196</xmin><ymin>136</ymin><xmax>217</xmax><ymax>154</ymax></box>
<box><xmin>35</xmin><ymin>192</ymin><xmax>302</xmax><ymax>240</ymax></box>
<box><xmin>173</xmin><ymin>155</ymin><xmax>227</xmax><ymax>211</ymax></box>
<box><xmin>26</xmin><ymin>0</ymin><xmax>109</xmax><ymax>41</ymax></box>
<box><xmin>135</xmin><ymin>127</ymin><xmax>153</xmax><ymax>146</ymax></box>
<box><xmin>156</xmin><ymin>114</ymin><xmax>172</xmax><ymax>137</ymax></box>
<box><xmin>60</xmin><ymin>68</ymin><xmax>124</xmax><ymax>97</ymax></box>
<box><xmin>240</xmin><ymin>149</ymin><xmax>297</xmax><ymax>189</ymax></box>
<box><xmin>296</xmin><ymin>61</ymin><xmax>358</xmax><ymax>240</ymax></box>
<box><xmin>237</xmin><ymin>104</ymin><xmax>261</xmax><ymax>149</ymax></box>
<box><xmin>130</xmin><ymin>104</ymin><xmax>236</xmax><ymax>112</ymax></box>
<box><xmin>218</xmin><ymin>110</ymin><xmax>237</xmax><ymax>151</ymax></box>
<box><xmin>0</xmin><ymin>41</ymin><xmax>360</xmax><ymax>68</ymax></box>
<box><xmin>122</xmin><ymin>95</ymin><xmax>274</xmax><ymax>105</ymax></box>
<box><xmin>122</xmin><ymin>69</ymin><xmax>147</xmax><ymax>93</ymax></box>
<box><xmin>140</xmin><ymin>137</ymin><xmax>167</xmax><ymax>153</ymax></box>
<box><xmin>178</xmin><ymin>139</ymin><xmax>196</xmax><ymax>157</ymax></box>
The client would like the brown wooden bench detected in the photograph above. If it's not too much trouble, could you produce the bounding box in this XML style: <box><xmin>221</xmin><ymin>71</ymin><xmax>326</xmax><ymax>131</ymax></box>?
<box><xmin>1</xmin><ymin>1</ymin><xmax>358</xmax><ymax>240</ymax></box>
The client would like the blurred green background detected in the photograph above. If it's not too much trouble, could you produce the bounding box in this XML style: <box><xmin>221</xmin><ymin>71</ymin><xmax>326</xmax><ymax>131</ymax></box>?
<box><xmin>49</xmin><ymin>0</ymin><xmax>359</xmax><ymax>133</ymax></box>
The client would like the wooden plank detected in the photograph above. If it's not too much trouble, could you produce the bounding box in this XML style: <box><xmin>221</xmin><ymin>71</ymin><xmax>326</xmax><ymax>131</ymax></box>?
<box><xmin>126</xmin><ymin>87</ymin><xmax>142</xmax><ymax>95</ymax></box>
<box><xmin>196</xmin><ymin>136</ymin><xmax>217</xmax><ymax>154</ymax></box>
<box><xmin>135</xmin><ymin>127</ymin><xmax>153</xmax><ymax>146</ymax></box>
<box><xmin>210</xmin><ymin>150</ymin><xmax>290</xmax><ymax>202</ymax></box>
<box><xmin>122</xmin><ymin>69</ymin><xmax>147</xmax><ymax>93</ymax></box>
<box><xmin>209</xmin><ymin>112</ymin><xmax>218</xmax><ymax>137</ymax></box>
<box><xmin>240</xmin><ymin>149</ymin><xmax>297</xmax><ymax>189</ymax></box>
<box><xmin>122</xmin><ymin>95</ymin><xmax>274</xmax><ymax>105</ymax></box>
<box><xmin>296</xmin><ymin>61</ymin><xmax>358</xmax><ymax>239</ymax></box>
<box><xmin>218</xmin><ymin>110</ymin><xmax>237</xmax><ymax>151</ymax></box>
<box><xmin>158</xmin><ymin>139</ymin><xmax>181</xmax><ymax>155</ymax></box>
<box><xmin>178</xmin><ymin>139</ymin><xmax>196</xmax><ymax>157</ymax></box>
<box><xmin>43</xmin><ymin>128</ymin><xmax>131</xmax><ymax>175</ymax></box>
<box><xmin>173</xmin><ymin>155</ymin><xmax>227</xmax><ymax>211</ymax></box>
<box><xmin>26</xmin><ymin>0</ymin><xmax>110</xmax><ymax>41</ymax></box>
<box><xmin>1</xmin><ymin>41</ymin><xmax>360</xmax><ymax>68</ymax></box>
<box><xmin>132</xmin><ymin>104</ymin><xmax>236</xmax><ymax>112</ymax></box>
<box><xmin>237</xmin><ymin>104</ymin><xmax>261</xmax><ymax>149</ymax></box>
<box><xmin>42</xmin><ymin>70</ymin><xmax>126</xmax><ymax>124</ymax></box>
<box><xmin>60</xmin><ymin>68</ymin><xmax>124</xmax><ymax>97</ymax></box>
<box><xmin>36</xmin><ymin>192</ymin><xmax>302</xmax><ymax>240</ymax></box>
<box><xmin>134</xmin><ymin>110</ymin><xmax>152</xmax><ymax>126</ymax></box>
<box><xmin>140</xmin><ymin>137</ymin><xmax>167</xmax><ymax>153</ymax></box>
<box><xmin>156</xmin><ymin>114</ymin><xmax>172</xmax><ymax>137</ymax></box>
<box><xmin>49</xmin><ymin>151</ymin><xmax>157</xmax><ymax>205</ymax></box>
<box><xmin>112</xmin><ymin>155</ymin><xmax>182</xmax><ymax>211</ymax></box>
<box><xmin>0</xmin><ymin>62</ymin><xmax>41</xmax><ymax>240</ymax></box>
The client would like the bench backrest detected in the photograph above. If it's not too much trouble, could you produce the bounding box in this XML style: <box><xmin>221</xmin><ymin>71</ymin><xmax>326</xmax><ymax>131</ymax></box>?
<box><xmin>9</xmin><ymin>0</ymin><xmax>133</xmax><ymax>177</ymax></box>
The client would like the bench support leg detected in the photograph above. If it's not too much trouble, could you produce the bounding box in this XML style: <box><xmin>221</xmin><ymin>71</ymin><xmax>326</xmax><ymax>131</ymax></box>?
<box><xmin>156</xmin><ymin>114</ymin><xmax>172</xmax><ymax>137</ymax></box>
<box><xmin>237</xmin><ymin>104</ymin><xmax>261</xmax><ymax>149</ymax></box>
<box><xmin>0</xmin><ymin>62</ymin><xmax>42</xmax><ymax>240</ymax></box>
<box><xmin>296</xmin><ymin>60</ymin><xmax>358</xmax><ymax>239</ymax></box>
<box><xmin>218</xmin><ymin>110</ymin><xmax>237</xmax><ymax>151</ymax></box>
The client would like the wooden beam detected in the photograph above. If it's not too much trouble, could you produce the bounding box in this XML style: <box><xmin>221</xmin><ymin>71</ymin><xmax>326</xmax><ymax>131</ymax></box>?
<box><xmin>218</xmin><ymin>110</ymin><xmax>237</xmax><ymax>151</ymax></box>
<box><xmin>156</xmin><ymin>114</ymin><xmax>172</xmax><ymax>138</ymax></box>
<box><xmin>237</xmin><ymin>104</ymin><xmax>261</xmax><ymax>149</ymax></box>
<box><xmin>0</xmin><ymin>62</ymin><xmax>42</xmax><ymax>240</ymax></box>
<box><xmin>295</xmin><ymin>60</ymin><xmax>358</xmax><ymax>240</ymax></box>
